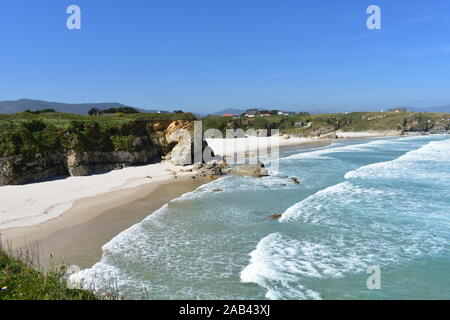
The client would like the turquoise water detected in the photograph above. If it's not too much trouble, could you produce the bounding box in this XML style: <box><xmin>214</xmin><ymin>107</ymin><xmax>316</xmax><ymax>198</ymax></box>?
<box><xmin>72</xmin><ymin>135</ymin><xmax>450</xmax><ymax>299</ymax></box>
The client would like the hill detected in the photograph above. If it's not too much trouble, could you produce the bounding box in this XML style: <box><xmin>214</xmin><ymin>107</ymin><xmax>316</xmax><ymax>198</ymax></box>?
<box><xmin>411</xmin><ymin>105</ymin><xmax>450</xmax><ymax>113</ymax></box>
<box><xmin>0</xmin><ymin>99</ymin><xmax>155</xmax><ymax>115</ymax></box>
<box><xmin>211</xmin><ymin>108</ymin><xmax>245</xmax><ymax>116</ymax></box>
<box><xmin>201</xmin><ymin>111</ymin><xmax>450</xmax><ymax>137</ymax></box>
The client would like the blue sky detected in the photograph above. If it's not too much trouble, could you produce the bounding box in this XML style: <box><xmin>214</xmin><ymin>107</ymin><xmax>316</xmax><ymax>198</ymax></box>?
<box><xmin>0</xmin><ymin>0</ymin><xmax>449</xmax><ymax>113</ymax></box>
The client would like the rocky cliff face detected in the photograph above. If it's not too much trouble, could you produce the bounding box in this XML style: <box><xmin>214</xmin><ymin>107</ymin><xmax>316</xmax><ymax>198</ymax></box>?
<box><xmin>397</xmin><ymin>116</ymin><xmax>450</xmax><ymax>134</ymax></box>
<box><xmin>0</xmin><ymin>153</ymin><xmax>67</xmax><ymax>186</ymax></box>
<box><xmin>296</xmin><ymin>115</ymin><xmax>449</xmax><ymax>138</ymax></box>
<box><xmin>0</xmin><ymin>120</ymin><xmax>206</xmax><ymax>186</ymax></box>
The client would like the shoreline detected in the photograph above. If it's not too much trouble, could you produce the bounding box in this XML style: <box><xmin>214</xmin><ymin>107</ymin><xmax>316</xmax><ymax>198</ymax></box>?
<box><xmin>2</xmin><ymin>176</ymin><xmax>210</xmax><ymax>268</ymax></box>
<box><xmin>0</xmin><ymin>162</ymin><xmax>196</xmax><ymax>230</ymax></box>
<box><xmin>206</xmin><ymin>130</ymin><xmax>401</xmax><ymax>157</ymax></box>
<box><xmin>0</xmin><ymin>132</ymin><xmax>400</xmax><ymax>268</ymax></box>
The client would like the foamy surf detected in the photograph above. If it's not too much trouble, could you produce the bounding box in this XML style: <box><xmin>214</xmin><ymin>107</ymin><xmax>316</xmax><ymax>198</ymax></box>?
<box><xmin>241</xmin><ymin>135</ymin><xmax>450</xmax><ymax>300</ymax></box>
<box><xmin>70</xmin><ymin>135</ymin><xmax>450</xmax><ymax>299</ymax></box>
<box><xmin>345</xmin><ymin>138</ymin><xmax>450</xmax><ymax>181</ymax></box>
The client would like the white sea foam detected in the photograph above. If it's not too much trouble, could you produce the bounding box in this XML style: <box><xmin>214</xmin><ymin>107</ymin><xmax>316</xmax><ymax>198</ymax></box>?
<box><xmin>240</xmin><ymin>136</ymin><xmax>450</xmax><ymax>299</ymax></box>
<box><xmin>283</xmin><ymin>138</ymin><xmax>395</xmax><ymax>161</ymax></box>
<box><xmin>282</xmin><ymin>135</ymin><xmax>441</xmax><ymax>162</ymax></box>
<box><xmin>345</xmin><ymin>138</ymin><xmax>450</xmax><ymax>181</ymax></box>
<box><xmin>240</xmin><ymin>233</ymin><xmax>323</xmax><ymax>300</ymax></box>
<box><xmin>69</xmin><ymin>205</ymin><xmax>171</xmax><ymax>293</ymax></box>
<box><xmin>279</xmin><ymin>181</ymin><xmax>387</xmax><ymax>223</ymax></box>
<box><xmin>240</xmin><ymin>231</ymin><xmax>387</xmax><ymax>299</ymax></box>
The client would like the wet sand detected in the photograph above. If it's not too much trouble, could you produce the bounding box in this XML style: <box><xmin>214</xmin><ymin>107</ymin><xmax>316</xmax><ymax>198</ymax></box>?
<box><xmin>2</xmin><ymin>177</ymin><xmax>209</xmax><ymax>268</ymax></box>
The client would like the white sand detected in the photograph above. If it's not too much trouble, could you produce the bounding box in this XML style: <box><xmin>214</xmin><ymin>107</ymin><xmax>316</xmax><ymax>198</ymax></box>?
<box><xmin>0</xmin><ymin>162</ymin><xmax>193</xmax><ymax>230</ymax></box>
<box><xmin>206</xmin><ymin>136</ymin><xmax>312</xmax><ymax>156</ymax></box>
<box><xmin>335</xmin><ymin>130</ymin><xmax>399</xmax><ymax>138</ymax></box>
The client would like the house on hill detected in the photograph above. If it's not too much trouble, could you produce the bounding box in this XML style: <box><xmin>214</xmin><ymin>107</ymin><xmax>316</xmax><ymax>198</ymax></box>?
<box><xmin>245</xmin><ymin>109</ymin><xmax>259</xmax><ymax>118</ymax></box>
<box><xmin>88</xmin><ymin>108</ymin><xmax>102</xmax><ymax>116</ymax></box>
<box><xmin>389</xmin><ymin>108</ymin><xmax>408</xmax><ymax>113</ymax></box>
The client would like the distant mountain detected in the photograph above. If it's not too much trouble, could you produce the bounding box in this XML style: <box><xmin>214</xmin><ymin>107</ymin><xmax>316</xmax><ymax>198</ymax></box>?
<box><xmin>211</xmin><ymin>108</ymin><xmax>245</xmax><ymax>116</ymax></box>
<box><xmin>0</xmin><ymin>99</ymin><xmax>153</xmax><ymax>115</ymax></box>
<box><xmin>410</xmin><ymin>105</ymin><xmax>450</xmax><ymax>114</ymax></box>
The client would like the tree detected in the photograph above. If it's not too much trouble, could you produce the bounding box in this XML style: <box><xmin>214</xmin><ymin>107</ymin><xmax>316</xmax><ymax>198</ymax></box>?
<box><xmin>24</xmin><ymin>109</ymin><xmax>56</xmax><ymax>114</ymax></box>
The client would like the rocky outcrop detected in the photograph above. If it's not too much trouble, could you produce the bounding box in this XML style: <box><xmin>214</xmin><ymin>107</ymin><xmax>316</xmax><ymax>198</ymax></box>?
<box><xmin>0</xmin><ymin>120</ymin><xmax>212</xmax><ymax>186</ymax></box>
<box><xmin>289</xmin><ymin>177</ymin><xmax>301</xmax><ymax>184</ymax></box>
<box><xmin>427</xmin><ymin>119</ymin><xmax>450</xmax><ymax>134</ymax></box>
<box><xmin>194</xmin><ymin>160</ymin><xmax>228</xmax><ymax>178</ymax></box>
<box><xmin>66</xmin><ymin>150</ymin><xmax>160</xmax><ymax>176</ymax></box>
<box><xmin>164</xmin><ymin>138</ymin><xmax>213</xmax><ymax>166</ymax></box>
<box><xmin>397</xmin><ymin>116</ymin><xmax>450</xmax><ymax>134</ymax></box>
<box><xmin>191</xmin><ymin>161</ymin><xmax>271</xmax><ymax>179</ymax></box>
<box><xmin>299</xmin><ymin>126</ymin><xmax>337</xmax><ymax>139</ymax></box>
<box><xmin>318</xmin><ymin>132</ymin><xmax>338</xmax><ymax>140</ymax></box>
<box><xmin>228</xmin><ymin>163</ymin><xmax>269</xmax><ymax>178</ymax></box>
<box><xmin>0</xmin><ymin>153</ymin><xmax>67</xmax><ymax>186</ymax></box>
<box><xmin>163</xmin><ymin>120</ymin><xmax>216</xmax><ymax>166</ymax></box>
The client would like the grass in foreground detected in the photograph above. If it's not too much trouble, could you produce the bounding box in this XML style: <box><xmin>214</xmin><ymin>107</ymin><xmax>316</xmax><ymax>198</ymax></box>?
<box><xmin>0</xmin><ymin>247</ymin><xmax>96</xmax><ymax>300</ymax></box>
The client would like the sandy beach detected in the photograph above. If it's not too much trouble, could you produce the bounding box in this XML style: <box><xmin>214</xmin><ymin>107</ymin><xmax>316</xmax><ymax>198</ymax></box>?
<box><xmin>205</xmin><ymin>131</ymin><xmax>399</xmax><ymax>158</ymax></box>
<box><xmin>335</xmin><ymin>130</ymin><xmax>401</xmax><ymax>138</ymax></box>
<box><xmin>0</xmin><ymin>162</ymin><xmax>196</xmax><ymax>230</ymax></box>
<box><xmin>206</xmin><ymin>136</ymin><xmax>313</xmax><ymax>157</ymax></box>
<box><xmin>2</xmin><ymin>177</ymin><xmax>209</xmax><ymax>268</ymax></box>
<box><xmin>0</xmin><ymin>133</ymin><xmax>385</xmax><ymax>267</ymax></box>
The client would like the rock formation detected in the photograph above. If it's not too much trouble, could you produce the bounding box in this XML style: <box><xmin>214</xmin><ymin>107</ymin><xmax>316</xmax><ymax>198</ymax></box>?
<box><xmin>228</xmin><ymin>163</ymin><xmax>269</xmax><ymax>178</ymax></box>
<box><xmin>0</xmin><ymin>120</ymin><xmax>211</xmax><ymax>186</ymax></box>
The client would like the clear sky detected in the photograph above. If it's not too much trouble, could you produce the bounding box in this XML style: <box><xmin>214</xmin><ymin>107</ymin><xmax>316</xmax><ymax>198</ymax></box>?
<box><xmin>0</xmin><ymin>0</ymin><xmax>449</xmax><ymax>113</ymax></box>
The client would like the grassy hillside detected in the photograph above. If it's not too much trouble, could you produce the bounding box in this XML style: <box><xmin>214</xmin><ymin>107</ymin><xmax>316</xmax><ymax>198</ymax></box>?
<box><xmin>0</xmin><ymin>98</ymin><xmax>154</xmax><ymax>115</ymax></box>
<box><xmin>0</xmin><ymin>111</ymin><xmax>196</xmax><ymax>159</ymax></box>
<box><xmin>0</xmin><ymin>111</ymin><xmax>448</xmax><ymax>159</ymax></box>
<box><xmin>201</xmin><ymin>111</ymin><xmax>450</xmax><ymax>136</ymax></box>
<box><xmin>0</xmin><ymin>248</ymin><xmax>96</xmax><ymax>300</ymax></box>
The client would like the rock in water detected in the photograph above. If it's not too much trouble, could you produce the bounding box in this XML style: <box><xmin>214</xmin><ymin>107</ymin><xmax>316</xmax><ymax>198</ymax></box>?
<box><xmin>267</xmin><ymin>214</ymin><xmax>282</xmax><ymax>220</ymax></box>
<box><xmin>290</xmin><ymin>177</ymin><xmax>300</xmax><ymax>184</ymax></box>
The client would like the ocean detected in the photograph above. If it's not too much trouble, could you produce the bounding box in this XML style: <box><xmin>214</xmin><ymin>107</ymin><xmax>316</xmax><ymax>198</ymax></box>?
<box><xmin>71</xmin><ymin>134</ymin><xmax>450</xmax><ymax>300</ymax></box>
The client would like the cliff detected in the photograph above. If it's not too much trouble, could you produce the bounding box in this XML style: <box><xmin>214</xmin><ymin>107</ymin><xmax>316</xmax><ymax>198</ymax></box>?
<box><xmin>1</xmin><ymin>111</ymin><xmax>449</xmax><ymax>186</ymax></box>
<box><xmin>294</xmin><ymin>113</ymin><xmax>450</xmax><ymax>137</ymax></box>
<box><xmin>0</xmin><ymin>113</ymin><xmax>204</xmax><ymax>186</ymax></box>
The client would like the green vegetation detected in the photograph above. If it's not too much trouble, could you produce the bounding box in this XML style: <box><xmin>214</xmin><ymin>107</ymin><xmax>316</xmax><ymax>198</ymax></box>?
<box><xmin>0</xmin><ymin>248</ymin><xmax>96</xmax><ymax>300</ymax></box>
<box><xmin>0</xmin><ymin>111</ymin><xmax>448</xmax><ymax>159</ymax></box>
<box><xmin>88</xmin><ymin>107</ymin><xmax>139</xmax><ymax>115</ymax></box>
<box><xmin>0</xmin><ymin>111</ymin><xmax>196</xmax><ymax>158</ymax></box>
<box><xmin>201</xmin><ymin>112</ymin><xmax>450</xmax><ymax>136</ymax></box>
<box><xmin>24</xmin><ymin>108</ymin><xmax>56</xmax><ymax>114</ymax></box>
